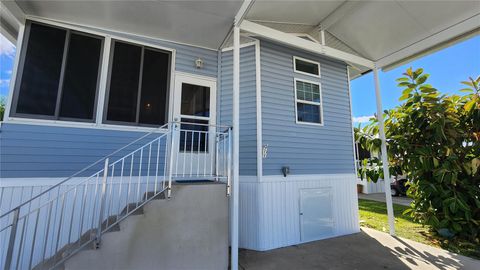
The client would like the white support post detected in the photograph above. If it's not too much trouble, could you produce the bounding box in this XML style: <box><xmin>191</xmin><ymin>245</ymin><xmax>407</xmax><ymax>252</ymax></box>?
<box><xmin>231</xmin><ymin>26</ymin><xmax>240</xmax><ymax>270</ymax></box>
<box><xmin>373</xmin><ymin>67</ymin><xmax>396</xmax><ymax>236</ymax></box>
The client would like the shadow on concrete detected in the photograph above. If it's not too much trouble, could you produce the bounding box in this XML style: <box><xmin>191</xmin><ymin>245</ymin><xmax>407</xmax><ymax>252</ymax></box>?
<box><xmin>390</xmin><ymin>236</ymin><xmax>463</xmax><ymax>270</ymax></box>
<box><xmin>239</xmin><ymin>230</ymin><xmax>410</xmax><ymax>270</ymax></box>
<box><xmin>238</xmin><ymin>228</ymin><xmax>474</xmax><ymax>270</ymax></box>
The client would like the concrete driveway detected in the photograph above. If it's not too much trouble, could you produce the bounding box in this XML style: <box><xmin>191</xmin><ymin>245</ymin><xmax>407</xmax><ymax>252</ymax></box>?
<box><xmin>358</xmin><ymin>193</ymin><xmax>412</xmax><ymax>206</ymax></box>
<box><xmin>239</xmin><ymin>228</ymin><xmax>478</xmax><ymax>270</ymax></box>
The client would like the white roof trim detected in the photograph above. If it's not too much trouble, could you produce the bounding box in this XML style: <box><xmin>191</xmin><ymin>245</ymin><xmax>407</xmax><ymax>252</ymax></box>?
<box><xmin>0</xmin><ymin>0</ymin><xmax>25</xmax><ymax>26</ymax></box>
<box><xmin>240</xmin><ymin>20</ymin><xmax>374</xmax><ymax>69</ymax></box>
<box><xmin>377</xmin><ymin>13</ymin><xmax>480</xmax><ymax>70</ymax></box>
<box><xmin>235</xmin><ymin>0</ymin><xmax>255</xmax><ymax>26</ymax></box>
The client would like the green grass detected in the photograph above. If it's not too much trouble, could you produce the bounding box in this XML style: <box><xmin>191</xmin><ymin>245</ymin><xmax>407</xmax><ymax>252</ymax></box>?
<box><xmin>358</xmin><ymin>199</ymin><xmax>480</xmax><ymax>259</ymax></box>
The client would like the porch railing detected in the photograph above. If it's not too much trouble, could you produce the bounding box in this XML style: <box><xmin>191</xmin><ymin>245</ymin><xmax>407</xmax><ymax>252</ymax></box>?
<box><xmin>0</xmin><ymin>122</ymin><xmax>231</xmax><ymax>270</ymax></box>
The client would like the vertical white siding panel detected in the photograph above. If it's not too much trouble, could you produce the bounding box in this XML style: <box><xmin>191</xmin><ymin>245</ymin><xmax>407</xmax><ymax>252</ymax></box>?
<box><xmin>239</xmin><ymin>181</ymin><xmax>260</xmax><ymax>249</ymax></box>
<box><xmin>239</xmin><ymin>174</ymin><xmax>359</xmax><ymax>251</ymax></box>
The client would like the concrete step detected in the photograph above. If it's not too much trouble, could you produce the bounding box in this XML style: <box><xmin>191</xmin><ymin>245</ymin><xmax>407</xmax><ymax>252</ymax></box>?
<box><xmin>32</xmin><ymin>189</ymin><xmax>167</xmax><ymax>270</ymax></box>
<box><xmin>65</xmin><ymin>182</ymin><xmax>228</xmax><ymax>270</ymax></box>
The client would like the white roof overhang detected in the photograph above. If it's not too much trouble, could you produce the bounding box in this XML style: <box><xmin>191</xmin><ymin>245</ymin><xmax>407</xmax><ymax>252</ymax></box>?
<box><xmin>7</xmin><ymin>0</ymin><xmax>244</xmax><ymax>50</ymax></box>
<box><xmin>1</xmin><ymin>0</ymin><xmax>479</xmax><ymax>76</ymax></box>
<box><xmin>244</xmin><ymin>0</ymin><xmax>480</xmax><ymax>72</ymax></box>
<box><xmin>0</xmin><ymin>1</ymin><xmax>24</xmax><ymax>43</ymax></box>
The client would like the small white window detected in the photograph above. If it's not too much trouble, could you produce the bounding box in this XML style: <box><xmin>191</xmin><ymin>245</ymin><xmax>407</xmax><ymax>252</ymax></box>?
<box><xmin>293</xmin><ymin>56</ymin><xmax>320</xmax><ymax>77</ymax></box>
<box><xmin>294</xmin><ymin>79</ymin><xmax>323</xmax><ymax>125</ymax></box>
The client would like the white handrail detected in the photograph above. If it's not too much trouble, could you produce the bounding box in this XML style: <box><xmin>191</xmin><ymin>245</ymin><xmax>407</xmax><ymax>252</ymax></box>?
<box><xmin>0</xmin><ymin>122</ymin><xmax>232</xmax><ymax>270</ymax></box>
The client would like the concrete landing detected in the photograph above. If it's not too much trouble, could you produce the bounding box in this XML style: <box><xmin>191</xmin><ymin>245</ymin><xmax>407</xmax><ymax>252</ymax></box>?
<box><xmin>65</xmin><ymin>183</ymin><xmax>228</xmax><ymax>270</ymax></box>
<box><xmin>239</xmin><ymin>227</ymin><xmax>478</xmax><ymax>270</ymax></box>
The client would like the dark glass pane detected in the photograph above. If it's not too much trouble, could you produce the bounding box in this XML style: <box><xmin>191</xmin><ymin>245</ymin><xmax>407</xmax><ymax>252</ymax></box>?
<box><xmin>106</xmin><ymin>42</ymin><xmax>142</xmax><ymax>123</ymax></box>
<box><xmin>59</xmin><ymin>33</ymin><xmax>102</xmax><ymax>119</ymax></box>
<box><xmin>297</xmin><ymin>102</ymin><xmax>321</xmax><ymax>123</ymax></box>
<box><xmin>181</xmin><ymin>83</ymin><xmax>210</xmax><ymax>117</ymax></box>
<box><xmin>139</xmin><ymin>49</ymin><xmax>170</xmax><ymax>125</ymax></box>
<box><xmin>295</xmin><ymin>58</ymin><xmax>319</xmax><ymax>76</ymax></box>
<box><xmin>179</xmin><ymin>118</ymin><xmax>209</xmax><ymax>152</ymax></box>
<box><xmin>16</xmin><ymin>23</ymin><xmax>66</xmax><ymax>116</ymax></box>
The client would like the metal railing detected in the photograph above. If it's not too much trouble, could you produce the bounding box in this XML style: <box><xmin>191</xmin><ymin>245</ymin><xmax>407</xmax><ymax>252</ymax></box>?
<box><xmin>0</xmin><ymin>122</ymin><xmax>232</xmax><ymax>270</ymax></box>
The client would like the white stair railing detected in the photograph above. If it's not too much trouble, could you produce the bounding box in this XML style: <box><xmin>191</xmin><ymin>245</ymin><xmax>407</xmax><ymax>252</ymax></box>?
<box><xmin>0</xmin><ymin>122</ymin><xmax>231</xmax><ymax>270</ymax></box>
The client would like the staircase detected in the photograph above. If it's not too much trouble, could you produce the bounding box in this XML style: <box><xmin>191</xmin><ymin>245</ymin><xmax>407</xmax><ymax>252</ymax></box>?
<box><xmin>0</xmin><ymin>122</ymin><xmax>232</xmax><ymax>270</ymax></box>
<box><xmin>66</xmin><ymin>182</ymin><xmax>228</xmax><ymax>270</ymax></box>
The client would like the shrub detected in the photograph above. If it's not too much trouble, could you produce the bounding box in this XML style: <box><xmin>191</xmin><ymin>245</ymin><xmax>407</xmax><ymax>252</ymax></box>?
<box><xmin>356</xmin><ymin>69</ymin><xmax>480</xmax><ymax>244</ymax></box>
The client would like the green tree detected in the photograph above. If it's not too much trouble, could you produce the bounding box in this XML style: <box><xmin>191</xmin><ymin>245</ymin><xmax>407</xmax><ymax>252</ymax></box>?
<box><xmin>0</xmin><ymin>97</ymin><xmax>5</xmax><ymax>121</ymax></box>
<box><xmin>356</xmin><ymin>69</ymin><xmax>480</xmax><ymax>246</ymax></box>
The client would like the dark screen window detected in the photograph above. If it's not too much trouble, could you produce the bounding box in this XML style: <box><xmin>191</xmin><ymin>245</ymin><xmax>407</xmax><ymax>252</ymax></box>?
<box><xmin>295</xmin><ymin>58</ymin><xmax>319</xmax><ymax>76</ymax></box>
<box><xmin>106</xmin><ymin>42</ymin><xmax>142</xmax><ymax>123</ymax></box>
<box><xmin>16</xmin><ymin>23</ymin><xmax>66</xmax><ymax>116</ymax></box>
<box><xmin>181</xmin><ymin>83</ymin><xmax>210</xmax><ymax>117</ymax></box>
<box><xmin>13</xmin><ymin>22</ymin><xmax>103</xmax><ymax>121</ymax></box>
<box><xmin>138</xmin><ymin>49</ymin><xmax>170</xmax><ymax>125</ymax></box>
<box><xmin>59</xmin><ymin>33</ymin><xmax>102</xmax><ymax>119</ymax></box>
<box><xmin>106</xmin><ymin>41</ymin><xmax>170</xmax><ymax>126</ymax></box>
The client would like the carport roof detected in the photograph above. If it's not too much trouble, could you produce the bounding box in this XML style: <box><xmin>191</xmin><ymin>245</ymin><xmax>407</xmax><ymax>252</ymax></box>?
<box><xmin>245</xmin><ymin>0</ymin><xmax>479</xmax><ymax>71</ymax></box>
<box><xmin>1</xmin><ymin>0</ymin><xmax>479</xmax><ymax>73</ymax></box>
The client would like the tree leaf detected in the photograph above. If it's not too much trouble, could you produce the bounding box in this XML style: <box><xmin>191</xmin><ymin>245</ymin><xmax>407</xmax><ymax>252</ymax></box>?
<box><xmin>396</xmin><ymin>77</ymin><xmax>409</xmax><ymax>82</ymax></box>
<box><xmin>416</xmin><ymin>74</ymin><xmax>429</xmax><ymax>84</ymax></box>
<box><xmin>461</xmin><ymin>81</ymin><xmax>473</xmax><ymax>87</ymax></box>
<box><xmin>464</xmin><ymin>99</ymin><xmax>476</xmax><ymax>111</ymax></box>
<box><xmin>399</xmin><ymin>93</ymin><xmax>411</xmax><ymax>101</ymax></box>
<box><xmin>406</xmin><ymin>67</ymin><xmax>413</xmax><ymax>77</ymax></box>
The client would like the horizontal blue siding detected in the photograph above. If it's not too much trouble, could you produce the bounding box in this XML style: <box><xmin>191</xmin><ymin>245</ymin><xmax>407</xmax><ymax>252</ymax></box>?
<box><xmin>260</xmin><ymin>40</ymin><xmax>355</xmax><ymax>175</ymax></box>
<box><xmin>220</xmin><ymin>45</ymin><xmax>257</xmax><ymax>176</ymax></box>
<box><xmin>73</xmin><ymin>25</ymin><xmax>219</xmax><ymax>78</ymax></box>
<box><xmin>0</xmin><ymin>123</ymin><xmax>167</xmax><ymax>178</ymax></box>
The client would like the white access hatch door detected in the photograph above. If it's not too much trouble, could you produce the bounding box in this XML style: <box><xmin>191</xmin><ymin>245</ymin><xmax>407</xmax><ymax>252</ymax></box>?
<box><xmin>300</xmin><ymin>188</ymin><xmax>334</xmax><ymax>242</ymax></box>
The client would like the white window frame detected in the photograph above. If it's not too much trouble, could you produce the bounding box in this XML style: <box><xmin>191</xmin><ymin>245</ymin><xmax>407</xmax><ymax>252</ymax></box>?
<box><xmin>294</xmin><ymin>78</ymin><xmax>324</xmax><ymax>126</ymax></box>
<box><xmin>293</xmin><ymin>56</ymin><xmax>320</xmax><ymax>78</ymax></box>
<box><xmin>5</xmin><ymin>17</ymin><xmax>178</xmax><ymax>133</ymax></box>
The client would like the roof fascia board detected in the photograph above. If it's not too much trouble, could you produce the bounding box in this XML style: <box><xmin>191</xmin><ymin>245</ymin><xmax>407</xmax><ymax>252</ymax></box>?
<box><xmin>0</xmin><ymin>18</ymin><xmax>17</xmax><ymax>43</ymax></box>
<box><xmin>240</xmin><ymin>20</ymin><xmax>374</xmax><ymax>69</ymax></box>
<box><xmin>378</xmin><ymin>13</ymin><xmax>480</xmax><ymax>70</ymax></box>
<box><xmin>235</xmin><ymin>0</ymin><xmax>255</xmax><ymax>26</ymax></box>
<box><xmin>0</xmin><ymin>0</ymin><xmax>25</xmax><ymax>26</ymax></box>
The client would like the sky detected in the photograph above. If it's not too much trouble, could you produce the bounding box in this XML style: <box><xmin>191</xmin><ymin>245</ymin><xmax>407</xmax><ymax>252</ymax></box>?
<box><xmin>0</xmin><ymin>34</ymin><xmax>15</xmax><ymax>99</ymax></box>
<box><xmin>0</xmin><ymin>33</ymin><xmax>479</xmax><ymax>120</ymax></box>
<box><xmin>351</xmin><ymin>35</ymin><xmax>480</xmax><ymax>125</ymax></box>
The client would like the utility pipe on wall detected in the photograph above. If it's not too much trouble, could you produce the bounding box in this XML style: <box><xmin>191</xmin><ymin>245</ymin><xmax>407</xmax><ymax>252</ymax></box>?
<box><xmin>373</xmin><ymin>67</ymin><xmax>396</xmax><ymax>235</ymax></box>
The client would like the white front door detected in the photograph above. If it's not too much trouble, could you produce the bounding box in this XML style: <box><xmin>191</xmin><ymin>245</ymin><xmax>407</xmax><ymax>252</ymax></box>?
<box><xmin>172</xmin><ymin>74</ymin><xmax>216</xmax><ymax>178</ymax></box>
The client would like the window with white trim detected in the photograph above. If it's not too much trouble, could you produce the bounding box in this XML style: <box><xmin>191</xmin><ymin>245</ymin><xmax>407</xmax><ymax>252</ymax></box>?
<box><xmin>295</xmin><ymin>79</ymin><xmax>323</xmax><ymax>125</ymax></box>
<box><xmin>104</xmin><ymin>40</ymin><xmax>171</xmax><ymax>126</ymax></box>
<box><xmin>293</xmin><ymin>56</ymin><xmax>320</xmax><ymax>77</ymax></box>
<box><xmin>12</xmin><ymin>21</ymin><xmax>103</xmax><ymax>121</ymax></box>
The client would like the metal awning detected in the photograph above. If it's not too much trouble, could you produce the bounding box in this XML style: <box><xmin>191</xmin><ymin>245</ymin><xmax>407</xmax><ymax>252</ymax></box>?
<box><xmin>245</xmin><ymin>0</ymin><xmax>479</xmax><ymax>70</ymax></box>
<box><xmin>2</xmin><ymin>1</ymin><xmax>478</xmax><ymax>71</ymax></box>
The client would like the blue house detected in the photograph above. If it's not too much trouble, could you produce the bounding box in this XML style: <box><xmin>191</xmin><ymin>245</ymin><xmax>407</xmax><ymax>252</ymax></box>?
<box><xmin>0</xmin><ymin>1</ymin><xmax>477</xmax><ymax>269</ymax></box>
